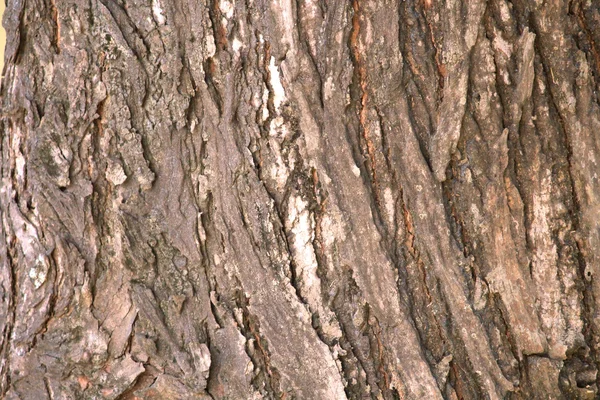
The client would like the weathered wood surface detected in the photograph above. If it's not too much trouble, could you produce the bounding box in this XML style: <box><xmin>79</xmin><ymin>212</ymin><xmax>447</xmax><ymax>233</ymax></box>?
<box><xmin>1</xmin><ymin>0</ymin><xmax>600</xmax><ymax>398</ymax></box>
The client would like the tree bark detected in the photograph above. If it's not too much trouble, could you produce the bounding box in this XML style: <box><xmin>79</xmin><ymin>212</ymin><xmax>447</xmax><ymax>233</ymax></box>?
<box><xmin>1</xmin><ymin>0</ymin><xmax>600</xmax><ymax>398</ymax></box>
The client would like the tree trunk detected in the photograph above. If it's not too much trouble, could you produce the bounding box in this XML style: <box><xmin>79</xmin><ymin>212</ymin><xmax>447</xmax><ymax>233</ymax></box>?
<box><xmin>1</xmin><ymin>0</ymin><xmax>600</xmax><ymax>398</ymax></box>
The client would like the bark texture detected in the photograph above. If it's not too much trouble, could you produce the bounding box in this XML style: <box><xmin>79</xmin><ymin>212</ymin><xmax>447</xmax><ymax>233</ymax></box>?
<box><xmin>1</xmin><ymin>0</ymin><xmax>600</xmax><ymax>398</ymax></box>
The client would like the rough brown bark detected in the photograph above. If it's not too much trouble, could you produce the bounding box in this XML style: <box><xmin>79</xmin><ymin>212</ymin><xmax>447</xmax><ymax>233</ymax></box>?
<box><xmin>1</xmin><ymin>0</ymin><xmax>600</xmax><ymax>398</ymax></box>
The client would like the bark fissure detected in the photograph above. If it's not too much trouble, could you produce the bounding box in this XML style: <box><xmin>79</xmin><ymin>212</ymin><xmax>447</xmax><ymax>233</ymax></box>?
<box><xmin>3</xmin><ymin>0</ymin><xmax>600</xmax><ymax>398</ymax></box>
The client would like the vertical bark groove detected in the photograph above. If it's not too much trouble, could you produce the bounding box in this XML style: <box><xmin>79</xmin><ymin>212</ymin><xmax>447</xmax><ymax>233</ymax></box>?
<box><xmin>2</xmin><ymin>0</ymin><xmax>600</xmax><ymax>399</ymax></box>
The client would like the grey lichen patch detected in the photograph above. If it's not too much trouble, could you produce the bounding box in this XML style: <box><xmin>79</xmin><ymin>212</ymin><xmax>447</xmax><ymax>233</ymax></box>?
<box><xmin>105</xmin><ymin>158</ymin><xmax>128</xmax><ymax>185</ymax></box>
<box><xmin>35</xmin><ymin>132</ymin><xmax>73</xmax><ymax>188</ymax></box>
<box><xmin>430</xmin><ymin>63</ymin><xmax>469</xmax><ymax>182</ymax></box>
<box><xmin>152</xmin><ymin>0</ymin><xmax>167</xmax><ymax>25</ymax></box>
<box><xmin>472</xmin><ymin>276</ymin><xmax>489</xmax><ymax>311</ymax></box>
<box><xmin>267</xmin><ymin>56</ymin><xmax>287</xmax><ymax>112</ymax></box>
<box><xmin>116</xmin><ymin>130</ymin><xmax>156</xmax><ymax>191</ymax></box>
<box><xmin>286</xmin><ymin>195</ymin><xmax>342</xmax><ymax>341</ymax></box>
<box><xmin>190</xmin><ymin>342</ymin><xmax>212</xmax><ymax>383</ymax></box>
<box><xmin>514</xmin><ymin>29</ymin><xmax>536</xmax><ymax>106</ymax></box>
<box><xmin>28</xmin><ymin>255</ymin><xmax>49</xmax><ymax>289</ymax></box>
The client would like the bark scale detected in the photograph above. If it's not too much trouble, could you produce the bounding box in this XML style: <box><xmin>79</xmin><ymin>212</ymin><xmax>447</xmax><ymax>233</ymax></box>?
<box><xmin>1</xmin><ymin>0</ymin><xmax>600</xmax><ymax>399</ymax></box>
